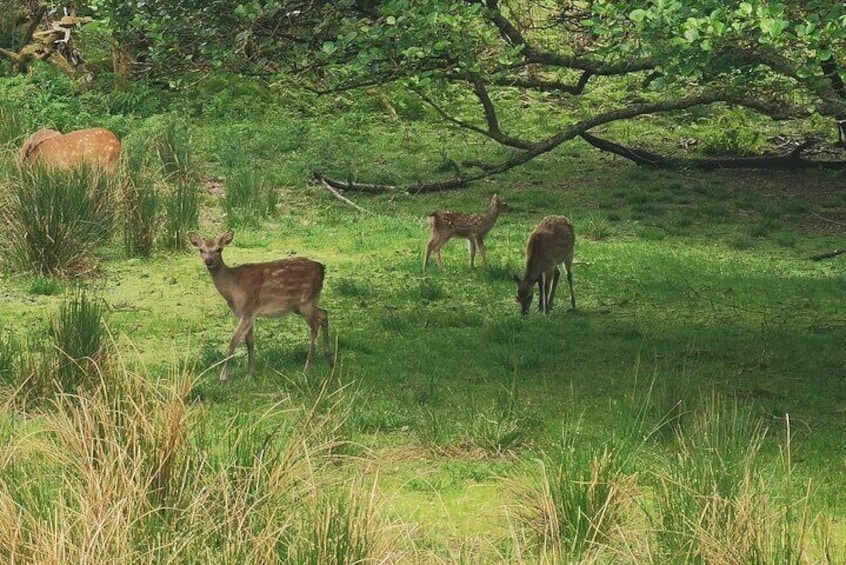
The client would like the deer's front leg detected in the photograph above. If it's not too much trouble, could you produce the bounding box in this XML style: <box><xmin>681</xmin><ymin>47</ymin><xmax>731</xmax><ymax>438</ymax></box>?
<box><xmin>223</xmin><ymin>316</ymin><xmax>254</xmax><ymax>381</ymax></box>
<box><xmin>537</xmin><ymin>275</ymin><xmax>547</xmax><ymax>314</ymax></box>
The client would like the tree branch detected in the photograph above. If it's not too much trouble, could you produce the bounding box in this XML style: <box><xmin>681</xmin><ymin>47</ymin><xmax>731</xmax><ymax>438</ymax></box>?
<box><xmin>20</xmin><ymin>6</ymin><xmax>48</xmax><ymax>49</ymax></box>
<box><xmin>412</xmin><ymin>86</ymin><xmax>535</xmax><ymax>150</ymax></box>
<box><xmin>810</xmin><ymin>249</ymin><xmax>846</xmax><ymax>261</ymax></box>
<box><xmin>468</xmin><ymin>72</ymin><xmax>503</xmax><ymax>137</ymax></box>
<box><xmin>483</xmin><ymin>70</ymin><xmax>592</xmax><ymax>95</ymax></box>
<box><xmin>480</xmin><ymin>0</ymin><xmax>656</xmax><ymax>75</ymax></box>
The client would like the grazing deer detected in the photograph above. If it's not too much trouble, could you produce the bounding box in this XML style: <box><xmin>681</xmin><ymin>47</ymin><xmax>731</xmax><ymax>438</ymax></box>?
<box><xmin>423</xmin><ymin>194</ymin><xmax>511</xmax><ymax>269</ymax></box>
<box><xmin>19</xmin><ymin>127</ymin><xmax>121</xmax><ymax>172</ymax></box>
<box><xmin>188</xmin><ymin>231</ymin><xmax>334</xmax><ymax>380</ymax></box>
<box><xmin>512</xmin><ymin>216</ymin><xmax>576</xmax><ymax>315</ymax></box>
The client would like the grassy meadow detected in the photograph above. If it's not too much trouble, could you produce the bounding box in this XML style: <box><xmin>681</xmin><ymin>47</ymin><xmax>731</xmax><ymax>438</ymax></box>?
<box><xmin>0</xmin><ymin>89</ymin><xmax>845</xmax><ymax>563</ymax></box>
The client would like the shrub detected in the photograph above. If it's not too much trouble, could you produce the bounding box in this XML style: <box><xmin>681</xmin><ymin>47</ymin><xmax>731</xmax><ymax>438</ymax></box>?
<box><xmin>151</xmin><ymin>117</ymin><xmax>196</xmax><ymax>183</ymax></box>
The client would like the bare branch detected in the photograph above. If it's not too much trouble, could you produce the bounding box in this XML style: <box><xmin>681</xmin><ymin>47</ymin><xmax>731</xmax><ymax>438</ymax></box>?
<box><xmin>311</xmin><ymin>172</ymin><xmax>396</xmax><ymax>194</ymax></box>
<box><xmin>318</xmin><ymin>177</ymin><xmax>372</xmax><ymax>213</ymax></box>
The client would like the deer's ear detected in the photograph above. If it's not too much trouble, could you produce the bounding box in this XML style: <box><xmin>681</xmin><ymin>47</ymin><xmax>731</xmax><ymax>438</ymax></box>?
<box><xmin>187</xmin><ymin>232</ymin><xmax>202</xmax><ymax>247</ymax></box>
<box><xmin>220</xmin><ymin>231</ymin><xmax>234</xmax><ymax>246</ymax></box>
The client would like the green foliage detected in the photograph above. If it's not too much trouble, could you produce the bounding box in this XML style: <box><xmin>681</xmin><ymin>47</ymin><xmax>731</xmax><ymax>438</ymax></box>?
<box><xmin>0</xmin><ymin>66</ymin><xmax>128</xmax><ymax>134</ymax></box>
<box><xmin>2</xmin><ymin>166</ymin><xmax>115</xmax><ymax>276</ymax></box>
<box><xmin>119</xmin><ymin>115</ymin><xmax>199</xmax><ymax>251</ymax></box>
<box><xmin>28</xmin><ymin>275</ymin><xmax>64</xmax><ymax>296</ymax></box>
<box><xmin>151</xmin><ymin>117</ymin><xmax>196</xmax><ymax>183</ymax></box>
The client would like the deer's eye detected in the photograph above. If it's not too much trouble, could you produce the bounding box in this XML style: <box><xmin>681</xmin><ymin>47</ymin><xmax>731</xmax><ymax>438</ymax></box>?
<box><xmin>214</xmin><ymin>248</ymin><xmax>222</xmax><ymax>253</ymax></box>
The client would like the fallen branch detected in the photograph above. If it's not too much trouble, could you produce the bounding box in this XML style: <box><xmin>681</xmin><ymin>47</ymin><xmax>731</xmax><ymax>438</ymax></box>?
<box><xmin>810</xmin><ymin>249</ymin><xmax>846</xmax><ymax>261</ymax></box>
<box><xmin>316</xmin><ymin>175</ymin><xmax>371</xmax><ymax>214</ymax></box>
<box><xmin>312</xmin><ymin>172</ymin><xmax>397</xmax><ymax>194</ymax></box>
<box><xmin>579</xmin><ymin>132</ymin><xmax>846</xmax><ymax>170</ymax></box>
<box><xmin>313</xmin><ymin>171</ymin><xmax>472</xmax><ymax>194</ymax></box>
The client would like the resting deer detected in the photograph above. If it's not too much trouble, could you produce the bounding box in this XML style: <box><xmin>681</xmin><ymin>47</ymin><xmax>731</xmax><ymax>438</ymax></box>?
<box><xmin>512</xmin><ymin>216</ymin><xmax>576</xmax><ymax>315</ymax></box>
<box><xmin>20</xmin><ymin>127</ymin><xmax>121</xmax><ymax>172</ymax></box>
<box><xmin>188</xmin><ymin>231</ymin><xmax>334</xmax><ymax>380</ymax></box>
<box><xmin>423</xmin><ymin>194</ymin><xmax>511</xmax><ymax>269</ymax></box>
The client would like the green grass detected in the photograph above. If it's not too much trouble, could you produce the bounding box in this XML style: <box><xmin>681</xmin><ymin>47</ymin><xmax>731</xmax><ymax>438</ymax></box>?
<box><xmin>1</xmin><ymin>104</ymin><xmax>845</xmax><ymax>562</ymax></box>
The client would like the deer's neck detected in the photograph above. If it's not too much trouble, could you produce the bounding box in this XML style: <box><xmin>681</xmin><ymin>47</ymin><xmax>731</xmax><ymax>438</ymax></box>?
<box><xmin>207</xmin><ymin>262</ymin><xmax>236</xmax><ymax>303</ymax></box>
<box><xmin>478</xmin><ymin>205</ymin><xmax>501</xmax><ymax>231</ymax></box>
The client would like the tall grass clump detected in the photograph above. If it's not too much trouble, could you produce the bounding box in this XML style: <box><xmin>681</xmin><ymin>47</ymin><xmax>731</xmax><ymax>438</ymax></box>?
<box><xmin>224</xmin><ymin>167</ymin><xmax>278</xmax><ymax>228</ymax></box>
<box><xmin>151</xmin><ymin>117</ymin><xmax>195</xmax><ymax>183</ymax></box>
<box><xmin>512</xmin><ymin>425</ymin><xmax>634</xmax><ymax>562</ymax></box>
<box><xmin>2</xmin><ymin>165</ymin><xmax>115</xmax><ymax>276</ymax></box>
<box><xmin>650</xmin><ymin>394</ymin><xmax>827</xmax><ymax>564</ymax></box>
<box><xmin>122</xmin><ymin>117</ymin><xmax>199</xmax><ymax>251</ymax></box>
<box><xmin>0</xmin><ymin>106</ymin><xmax>25</xmax><ymax>147</ymax></box>
<box><xmin>0</xmin><ymin>329</ymin><xmax>21</xmax><ymax>386</ymax></box>
<box><xmin>162</xmin><ymin>179</ymin><xmax>199</xmax><ymax>250</ymax></box>
<box><xmin>0</xmin><ymin>359</ymin><xmax>397</xmax><ymax>563</ymax></box>
<box><xmin>47</xmin><ymin>288</ymin><xmax>109</xmax><ymax>394</ymax></box>
<box><xmin>120</xmin><ymin>148</ymin><xmax>160</xmax><ymax>257</ymax></box>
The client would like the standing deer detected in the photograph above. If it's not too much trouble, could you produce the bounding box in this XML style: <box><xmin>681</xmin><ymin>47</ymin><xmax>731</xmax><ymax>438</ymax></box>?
<box><xmin>19</xmin><ymin>127</ymin><xmax>121</xmax><ymax>172</ymax></box>
<box><xmin>188</xmin><ymin>231</ymin><xmax>334</xmax><ymax>380</ymax></box>
<box><xmin>512</xmin><ymin>216</ymin><xmax>576</xmax><ymax>315</ymax></box>
<box><xmin>423</xmin><ymin>194</ymin><xmax>511</xmax><ymax>269</ymax></box>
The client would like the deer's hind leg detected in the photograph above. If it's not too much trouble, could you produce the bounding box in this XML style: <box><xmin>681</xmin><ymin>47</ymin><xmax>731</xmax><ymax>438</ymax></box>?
<box><xmin>563</xmin><ymin>258</ymin><xmax>575</xmax><ymax>310</ymax></box>
<box><xmin>546</xmin><ymin>267</ymin><xmax>561</xmax><ymax>313</ymax></box>
<box><xmin>245</xmin><ymin>325</ymin><xmax>256</xmax><ymax>377</ymax></box>
<box><xmin>317</xmin><ymin>307</ymin><xmax>335</xmax><ymax>367</ymax></box>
